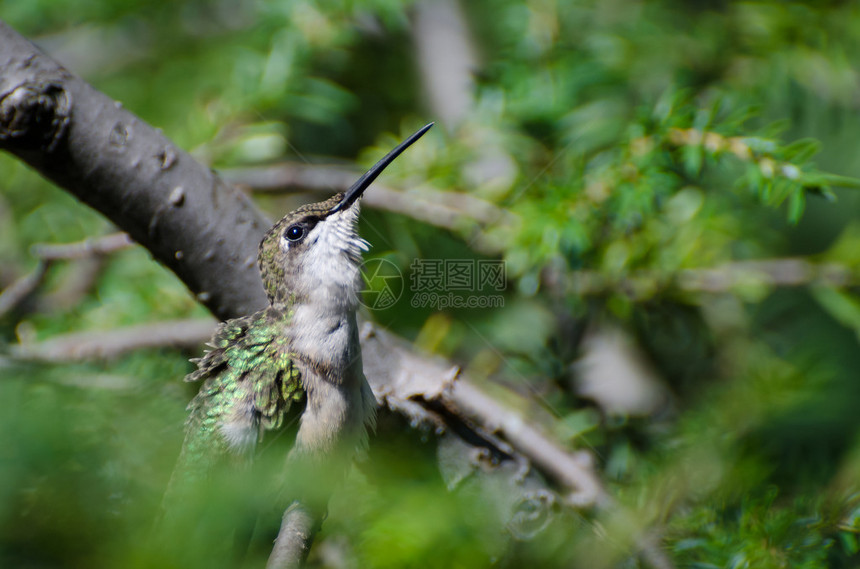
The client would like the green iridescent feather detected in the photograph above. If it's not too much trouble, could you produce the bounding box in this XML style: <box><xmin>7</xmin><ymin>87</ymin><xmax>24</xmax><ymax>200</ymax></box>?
<box><xmin>165</xmin><ymin>306</ymin><xmax>304</xmax><ymax>498</ymax></box>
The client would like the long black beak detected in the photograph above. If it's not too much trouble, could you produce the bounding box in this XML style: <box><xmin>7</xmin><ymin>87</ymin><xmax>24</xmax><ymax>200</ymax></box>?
<box><xmin>329</xmin><ymin>122</ymin><xmax>434</xmax><ymax>214</ymax></box>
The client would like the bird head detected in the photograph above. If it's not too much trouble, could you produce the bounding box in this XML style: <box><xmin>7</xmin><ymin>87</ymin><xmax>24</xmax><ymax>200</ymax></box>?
<box><xmin>258</xmin><ymin>123</ymin><xmax>433</xmax><ymax>309</ymax></box>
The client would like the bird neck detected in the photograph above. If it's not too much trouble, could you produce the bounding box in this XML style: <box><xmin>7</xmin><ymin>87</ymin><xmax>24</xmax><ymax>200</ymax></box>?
<box><xmin>280</xmin><ymin>276</ymin><xmax>359</xmax><ymax>378</ymax></box>
<box><xmin>287</xmin><ymin>291</ymin><xmax>370</xmax><ymax>457</ymax></box>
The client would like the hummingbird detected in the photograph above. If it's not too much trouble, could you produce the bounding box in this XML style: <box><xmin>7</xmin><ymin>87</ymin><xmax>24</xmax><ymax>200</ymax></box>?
<box><xmin>158</xmin><ymin>123</ymin><xmax>433</xmax><ymax>561</ymax></box>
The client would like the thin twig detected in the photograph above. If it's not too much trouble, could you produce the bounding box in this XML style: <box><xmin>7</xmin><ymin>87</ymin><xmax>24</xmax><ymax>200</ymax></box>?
<box><xmin>0</xmin><ymin>234</ymin><xmax>134</xmax><ymax>318</ymax></box>
<box><xmin>39</xmin><ymin>256</ymin><xmax>106</xmax><ymax>311</ymax></box>
<box><xmin>30</xmin><ymin>231</ymin><xmax>134</xmax><ymax>260</ymax></box>
<box><xmin>11</xmin><ymin>318</ymin><xmax>216</xmax><ymax>362</ymax></box>
<box><xmin>0</xmin><ymin>260</ymin><xmax>51</xmax><ymax>318</ymax></box>
<box><xmin>26</xmin><ymin>233</ymin><xmax>132</xmax><ymax>312</ymax></box>
<box><xmin>563</xmin><ymin>258</ymin><xmax>856</xmax><ymax>298</ymax></box>
<box><xmin>677</xmin><ymin>258</ymin><xmax>849</xmax><ymax>291</ymax></box>
<box><xmin>412</xmin><ymin>0</ymin><xmax>477</xmax><ymax>129</ymax></box>
<box><xmin>221</xmin><ymin>163</ymin><xmax>514</xmax><ymax>254</ymax></box>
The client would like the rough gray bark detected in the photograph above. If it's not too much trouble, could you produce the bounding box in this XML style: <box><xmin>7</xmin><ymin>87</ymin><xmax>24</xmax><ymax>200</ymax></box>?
<box><xmin>0</xmin><ymin>20</ymin><xmax>269</xmax><ymax>320</ymax></box>
<box><xmin>265</xmin><ymin>503</ymin><xmax>318</xmax><ymax>569</ymax></box>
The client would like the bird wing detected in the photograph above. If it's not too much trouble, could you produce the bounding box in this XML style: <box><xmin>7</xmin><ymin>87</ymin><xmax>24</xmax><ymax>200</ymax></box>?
<box><xmin>157</xmin><ymin>307</ymin><xmax>303</xmax><ymax>547</ymax></box>
<box><xmin>185</xmin><ymin>306</ymin><xmax>304</xmax><ymax>455</ymax></box>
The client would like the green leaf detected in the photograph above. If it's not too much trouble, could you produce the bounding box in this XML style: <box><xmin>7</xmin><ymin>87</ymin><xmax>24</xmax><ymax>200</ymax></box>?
<box><xmin>805</xmin><ymin>172</ymin><xmax>860</xmax><ymax>190</ymax></box>
<box><xmin>683</xmin><ymin>144</ymin><xmax>705</xmax><ymax>177</ymax></box>
<box><xmin>810</xmin><ymin>286</ymin><xmax>860</xmax><ymax>343</ymax></box>
<box><xmin>824</xmin><ymin>222</ymin><xmax>860</xmax><ymax>267</ymax></box>
<box><xmin>788</xmin><ymin>189</ymin><xmax>805</xmax><ymax>223</ymax></box>
<box><xmin>781</xmin><ymin>138</ymin><xmax>820</xmax><ymax>163</ymax></box>
<box><xmin>840</xmin><ymin>532</ymin><xmax>859</xmax><ymax>555</ymax></box>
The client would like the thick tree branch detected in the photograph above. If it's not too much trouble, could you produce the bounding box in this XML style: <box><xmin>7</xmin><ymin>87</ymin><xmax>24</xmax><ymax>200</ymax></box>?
<box><xmin>0</xmin><ymin>20</ymin><xmax>269</xmax><ymax>320</ymax></box>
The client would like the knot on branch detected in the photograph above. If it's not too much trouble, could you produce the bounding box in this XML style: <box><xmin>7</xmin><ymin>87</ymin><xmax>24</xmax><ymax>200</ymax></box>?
<box><xmin>0</xmin><ymin>82</ymin><xmax>70</xmax><ymax>152</ymax></box>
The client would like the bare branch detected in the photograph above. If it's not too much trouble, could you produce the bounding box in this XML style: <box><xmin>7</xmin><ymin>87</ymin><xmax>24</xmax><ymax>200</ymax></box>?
<box><xmin>0</xmin><ymin>260</ymin><xmax>50</xmax><ymax>318</ymax></box>
<box><xmin>677</xmin><ymin>258</ymin><xmax>849</xmax><ymax>291</ymax></box>
<box><xmin>0</xmin><ymin>234</ymin><xmax>134</xmax><ymax>315</ymax></box>
<box><xmin>410</xmin><ymin>0</ymin><xmax>518</xmax><ymax>199</ymax></box>
<box><xmin>266</xmin><ymin>503</ymin><xmax>319</xmax><ymax>569</ymax></box>
<box><xmin>359</xmin><ymin>322</ymin><xmax>605</xmax><ymax>507</ymax></box>
<box><xmin>31</xmin><ymin>231</ymin><xmax>133</xmax><ymax>260</ymax></box>
<box><xmin>561</xmin><ymin>257</ymin><xmax>856</xmax><ymax>299</ymax></box>
<box><xmin>11</xmin><ymin>318</ymin><xmax>216</xmax><ymax>362</ymax></box>
<box><xmin>412</xmin><ymin>0</ymin><xmax>477</xmax><ymax>129</ymax></box>
<box><xmin>39</xmin><ymin>256</ymin><xmax>105</xmax><ymax>312</ymax></box>
<box><xmin>448</xmin><ymin>380</ymin><xmax>607</xmax><ymax>507</ymax></box>
<box><xmin>221</xmin><ymin>162</ymin><xmax>514</xmax><ymax>254</ymax></box>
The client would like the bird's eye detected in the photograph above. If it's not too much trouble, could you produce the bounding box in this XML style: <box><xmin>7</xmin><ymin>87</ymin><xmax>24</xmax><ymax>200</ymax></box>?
<box><xmin>285</xmin><ymin>224</ymin><xmax>305</xmax><ymax>242</ymax></box>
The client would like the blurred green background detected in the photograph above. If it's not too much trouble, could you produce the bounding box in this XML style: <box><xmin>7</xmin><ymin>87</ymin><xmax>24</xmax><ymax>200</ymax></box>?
<box><xmin>4</xmin><ymin>0</ymin><xmax>860</xmax><ymax>567</ymax></box>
